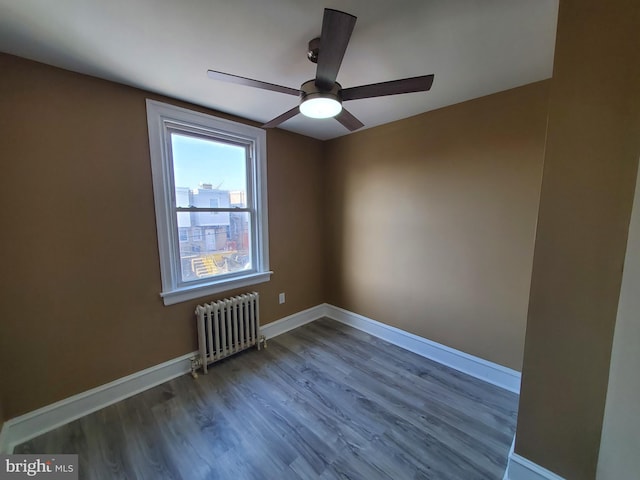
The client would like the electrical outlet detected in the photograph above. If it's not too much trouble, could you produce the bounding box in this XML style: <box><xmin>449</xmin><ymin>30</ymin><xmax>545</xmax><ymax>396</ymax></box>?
<box><xmin>278</xmin><ymin>292</ymin><xmax>286</xmax><ymax>304</ymax></box>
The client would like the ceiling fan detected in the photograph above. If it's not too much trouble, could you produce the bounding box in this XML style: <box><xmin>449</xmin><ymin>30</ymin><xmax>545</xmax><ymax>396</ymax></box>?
<box><xmin>207</xmin><ymin>8</ymin><xmax>434</xmax><ymax>132</ymax></box>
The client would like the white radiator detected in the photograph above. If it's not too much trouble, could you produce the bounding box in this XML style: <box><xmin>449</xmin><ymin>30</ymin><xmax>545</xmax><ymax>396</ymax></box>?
<box><xmin>194</xmin><ymin>292</ymin><xmax>264</xmax><ymax>374</ymax></box>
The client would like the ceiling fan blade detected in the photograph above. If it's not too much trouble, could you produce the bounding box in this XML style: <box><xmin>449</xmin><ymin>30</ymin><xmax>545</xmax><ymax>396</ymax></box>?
<box><xmin>341</xmin><ymin>75</ymin><xmax>434</xmax><ymax>101</ymax></box>
<box><xmin>335</xmin><ymin>108</ymin><xmax>364</xmax><ymax>131</ymax></box>
<box><xmin>315</xmin><ymin>9</ymin><xmax>357</xmax><ymax>90</ymax></box>
<box><xmin>262</xmin><ymin>106</ymin><xmax>300</xmax><ymax>128</ymax></box>
<box><xmin>207</xmin><ymin>70</ymin><xmax>299</xmax><ymax>96</ymax></box>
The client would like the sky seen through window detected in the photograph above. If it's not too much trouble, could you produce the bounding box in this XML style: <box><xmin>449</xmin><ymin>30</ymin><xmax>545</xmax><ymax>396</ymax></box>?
<box><xmin>171</xmin><ymin>133</ymin><xmax>246</xmax><ymax>193</ymax></box>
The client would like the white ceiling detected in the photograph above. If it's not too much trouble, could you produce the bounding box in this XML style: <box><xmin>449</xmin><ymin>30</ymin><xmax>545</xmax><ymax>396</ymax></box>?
<box><xmin>0</xmin><ymin>0</ymin><xmax>558</xmax><ymax>140</ymax></box>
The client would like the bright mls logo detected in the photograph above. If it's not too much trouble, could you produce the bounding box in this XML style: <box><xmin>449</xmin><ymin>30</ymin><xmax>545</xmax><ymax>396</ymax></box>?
<box><xmin>0</xmin><ymin>455</ymin><xmax>77</xmax><ymax>479</ymax></box>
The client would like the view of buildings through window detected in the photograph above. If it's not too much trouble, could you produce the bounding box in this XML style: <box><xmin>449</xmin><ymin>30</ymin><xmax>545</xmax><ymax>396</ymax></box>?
<box><xmin>171</xmin><ymin>133</ymin><xmax>252</xmax><ymax>283</ymax></box>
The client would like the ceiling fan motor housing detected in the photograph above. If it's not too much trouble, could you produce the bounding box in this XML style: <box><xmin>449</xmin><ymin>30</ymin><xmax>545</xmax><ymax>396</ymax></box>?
<box><xmin>300</xmin><ymin>79</ymin><xmax>341</xmax><ymax>101</ymax></box>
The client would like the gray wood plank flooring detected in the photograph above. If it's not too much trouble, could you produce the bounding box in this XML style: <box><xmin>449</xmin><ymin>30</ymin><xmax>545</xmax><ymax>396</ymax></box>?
<box><xmin>15</xmin><ymin>318</ymin><xmax>518</xmax><ymax>479</ymax></box>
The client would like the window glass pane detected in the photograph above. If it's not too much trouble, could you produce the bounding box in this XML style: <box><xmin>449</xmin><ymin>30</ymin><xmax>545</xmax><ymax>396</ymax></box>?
<box><xmin>176</xmin><ymin>211</ymin><xmax>252</xmax><ymax>283</ymax></box>
<box><xmin>171</xmin><ymin>133</ymin><xmax>247</xmax><ymax>208</ymax></box>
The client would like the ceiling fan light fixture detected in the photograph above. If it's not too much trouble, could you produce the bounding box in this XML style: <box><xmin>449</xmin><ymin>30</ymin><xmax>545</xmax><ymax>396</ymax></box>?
<box><xmin>300</xmin><ymin>94</ymin><xmax>342</xmax><ymax>119</ymax></box>
<box><xmin>299</xmin><ymin>79</ymin><xmax>342</xmax><ymax>119</ymax></box>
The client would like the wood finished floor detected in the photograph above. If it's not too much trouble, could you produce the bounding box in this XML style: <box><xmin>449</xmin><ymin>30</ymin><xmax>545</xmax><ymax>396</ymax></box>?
<box><xmin>15</xmin><ymin>318</ymin><xmax>518</xmax><ymax>479</ymax></box>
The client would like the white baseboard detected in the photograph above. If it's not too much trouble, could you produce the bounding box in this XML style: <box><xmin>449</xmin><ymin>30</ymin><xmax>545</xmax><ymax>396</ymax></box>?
<box><xmin>1</xmin><ymin>302</ymin><xmax>521</xmax><ymax>454</ymax></box>
<box><xmin>325</xmin><ymin>305</ymin><xmax>521</xmax><ymax>394</ymax></box>
<box><xmin>260</xmin><ymin>304</ymin><xmax>328</xmax><ymax>339</ymax></box>
<box><xmin>503</xmin><ymin>436</ymin><xmax>517</xmax><ymax>480</ymax></box>
<box><xmin>0</xmin><ymin>351</ymin><xmax>197</xmax><ymax>454</ymax></box>
<box><xmin>505</xmin><ymin>453</ymin><xmax>565</xmax><ymax>480</ymax></box>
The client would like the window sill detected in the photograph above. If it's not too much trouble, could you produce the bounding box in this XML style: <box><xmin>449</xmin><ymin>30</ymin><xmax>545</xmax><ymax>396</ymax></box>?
<box><xmin>160</xmin><ymin>271</ymin><xmax>272</xmax><ymax>306</ymax></box>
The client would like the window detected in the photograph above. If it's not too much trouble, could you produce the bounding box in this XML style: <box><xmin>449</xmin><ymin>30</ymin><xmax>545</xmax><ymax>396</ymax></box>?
<box><xmin>146</xmin><ymin>99</ymin><xmax>270</xmax><ymax>305</ymax></box>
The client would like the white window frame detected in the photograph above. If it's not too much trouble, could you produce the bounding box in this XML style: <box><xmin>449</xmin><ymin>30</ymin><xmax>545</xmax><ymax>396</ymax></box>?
<box><xmin>146</xmin><ymin>99</ymin><xmax>271</xmax><ymax>306</ymax></box>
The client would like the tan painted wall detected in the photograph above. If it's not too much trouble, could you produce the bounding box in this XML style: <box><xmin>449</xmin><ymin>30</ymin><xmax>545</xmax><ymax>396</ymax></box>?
<box><xmin>597</xmin><ymin>161</ymin><xmax>640</xmax><ymax>478</ymax></box>
<box><xmin>324</xmin><ymin>82</ymin><xmax>549</xmax><ymax>371</ymax></box>
<box><xmin>0</xmin><ymin>53</ymin><xmax>325</xmax><ymax>419</ymax></box>
<box><xmin>515</xmin><ymin>1</ymin><xmax>640</xmax><ymax>478</ymax></box>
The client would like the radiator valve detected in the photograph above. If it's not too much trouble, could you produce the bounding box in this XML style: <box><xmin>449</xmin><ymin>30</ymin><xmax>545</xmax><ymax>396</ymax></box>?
<box><xmin>190</xmin><ymin>356</ymin><xmax>203</xmax><ymax>379</ymax></box>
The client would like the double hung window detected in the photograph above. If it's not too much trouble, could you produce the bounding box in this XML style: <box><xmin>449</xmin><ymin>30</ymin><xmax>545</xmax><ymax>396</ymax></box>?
<box><xmin>146</xmin><ymin>100</ymin><xmax>270</xmax><ymax>305</ymax></box>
